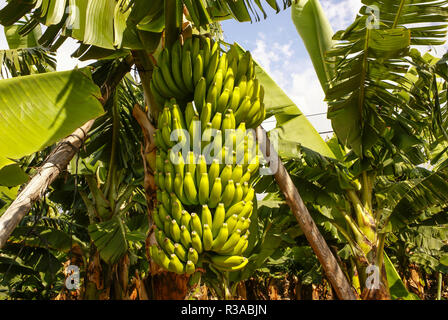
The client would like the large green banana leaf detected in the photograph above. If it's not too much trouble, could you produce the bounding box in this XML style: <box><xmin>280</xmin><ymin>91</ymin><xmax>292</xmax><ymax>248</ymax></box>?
<box><xmin>0</xmin><ymin>68</ymin><xmax>104</xmax><ymax>169</ymax></box>
<box><xmin>234</xmin><ymin>43</ymin><xmax>335</xmax><ymax>159</ymax></box>
<box><xmin>291</xmin><ymin>0</ymin><xmax>335</xmax><ymax>92</ymax></box>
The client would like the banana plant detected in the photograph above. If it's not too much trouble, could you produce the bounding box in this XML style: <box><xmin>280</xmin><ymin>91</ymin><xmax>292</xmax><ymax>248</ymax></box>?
<box><xmin>289</xmin><ymin>0</ymin><xmax>448</xmax><ymax>299</ymax></box>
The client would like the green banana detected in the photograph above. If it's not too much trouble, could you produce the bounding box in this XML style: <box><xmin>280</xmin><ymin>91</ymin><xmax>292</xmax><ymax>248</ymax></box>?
<box><xmin>198</xmin><ymin>173</ymin><xmax>210</xmax><ymax>205</ymax></box>
<box><xmin>217</xmin><ymin>89</ymin><xmax>230</xmax><ymax>113</ymax></box>
<box><xmin>160</xmin><ymin>49</ymin><xmax>184</xmax><ymax>98</ymax></box>
<box><xmin>188</xmin><ymin>247</ymin><xmax>199</xmax><ymax>264</ymax></box>
<box><xmin>193</xmin><ymin>53</ymin><xmax>204</xmax><ymax>86</ymax></box>
<box><xmin>185</xmin><ymin>260</ymin><xmax>196</xmax><ymax>274</ymax></box>
<box><xmin>169</xmin><ymin>253</ymin><xmax>185</xmax><ymax>274</ymax></box>
<box><xmin>190</xmin><ymin>212</ymin><xmax>202</xmax><ymax>238</ymax></box>
<box><xmin>163</xmin><ymin>237</ymin><xmax>175</xmax><ymax>255</ymax></box>
<box><xmin>211</xmin><ymin>203</ymin><xmax>226</xmax><ymax>237</ymax></box>
<box><xmin>221</xmin><ymin>179</ymin><xmax>236</xmax><ymax>208</ymax></box>
<box><xmin>225</xmin><ymin>214</ymin><xmax>239</xmax><ymax>234</ymax></box>
<box><xmin>238</xmin><ymin>200</ymin><xmax>253</xmax><ymax>219</ymax></box>
<box><xmin>170</xmin><ymin>219</ymin><xmax>181</xmax><ymax>243</ymax></box>
<box><xmin>194</xmin><ymin>77</ymin><xmax>206</xmax><ymax>112</ymax></box>
<box><xmin>182</xmin><ymin>50</ymin><xmax>194</xmax><ymax>92</ymax></box>
<box><xmin>184</xmin><ymin>172</ymin><xmax>198</xmax><ymax>204</ymax></box>
<box><xmin>201</xmin><ymin>204</ymin><xmax>213</xmax><ymax>227</ymax></box>
<box><xmin>213</xmin><ymin>257</ymin><xmax>248</xmax><ymax>272</ymax></box>
<box><xmin>153</xmin><ymin>207</ymin><xmax>164</xmax><ymax>230</ymax></box>
<box><xmin>210</xmin><ymin>254</ymin><xmax>246</xmax><ymax>268</ymax></box>
<box><xmin>171</xmin><ymin>41</ymin><xmax>189</xmax><ymax>93</ymax></box>
<box><xmin>205</xmin><ymin>50</ymin><xmax>219</xmax><ymax>86</ymax></box>
<box><xmin>232</xmin><ymin>183</ymin><xmax>244</xmax><ymax>205</ymax></box>
<box><xmin>174</xmin><ymin>243</ymin><xmax>187</xmax><ymax>262</ymax></box>
<box><xmin>180</xmin><ymin>225</ymin><xmax>192</xmax><ymax>248</ymax></box>
<box><xmin>203</xmin><ymin>224</ymin><xmax>214</xmax><ymax>251</ymax></box>
<box><xmin>220</xmin><ymin>165</ymin><xmax>232</xmax><ymax>186</ymax></box>
<box><xmin>208</xmin><ymin>160</ymin><xmax>221</xmax><ymax>188</ymax></box>
<box><xmin>191</xmin><ymin>230</ymin><xmax>203</xmax><ymax>254</ymax></box>
<box><xmin>185</xmin><ymin>102</ymin><xmax>197</xmax><ymax>126</ymax></box>
<box><xmin>211</xmin><ymin>223</ymin><xmax>229</xmax><ymax>251</ymax></box>
<box><xmin>181</xmin><ymin>210</ymin><xmax>192</xmax><ymax>230</ymax></box>
<box><xmin>200</xmin><ymin>102</ymin><xmax>212</xmax><ymax>131</ymax></box>
<box><xmin>225</xmin><ymin>200</ymin><xmax>246</xmax><ymax>219</ymax></box>
<box><xmin>208</xmin><ymin>177</ymin><xmax>222</xmax><ymax>208</ymax></box>
<box><xmin>217</xmin><ymin>229</ymin><xmax>241</xmax><ymax>254</ymax></box>
<box><xmin>165</xmin><ymin>172</ymin><xmax>173</xmax><ymax>193</ymax></box>
<box><xmin>211</xmin><ymin>112</ymin><xmax>222</xmax><ymax>130</ymax></box>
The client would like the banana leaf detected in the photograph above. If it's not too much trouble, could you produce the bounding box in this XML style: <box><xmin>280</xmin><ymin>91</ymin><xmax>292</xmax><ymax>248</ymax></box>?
<box><xmin>0</xmin><ymin>68</ymin><xmax>104</xmax><ymax>169</ymax></box>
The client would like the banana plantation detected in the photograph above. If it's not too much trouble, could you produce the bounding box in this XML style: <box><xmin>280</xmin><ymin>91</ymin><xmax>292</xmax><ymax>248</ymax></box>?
<box><xmin>1</xmin><ymin>0</ymin><xmax>448</xmax><ymax>301</ymax></box>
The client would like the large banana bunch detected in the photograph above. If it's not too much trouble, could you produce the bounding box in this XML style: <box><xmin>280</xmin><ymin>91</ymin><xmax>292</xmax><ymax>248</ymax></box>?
<box><xmin>148</xmin><ymin>35</ymin><xmax>265</xmax><ymax>275</ymax></box>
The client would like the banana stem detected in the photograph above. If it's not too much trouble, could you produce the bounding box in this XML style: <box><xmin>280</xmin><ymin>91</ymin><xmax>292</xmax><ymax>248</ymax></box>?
<box><xmin>437</xmin><ymin>272</ymin><xmax>443</xmax><ymax>300</ymax></box>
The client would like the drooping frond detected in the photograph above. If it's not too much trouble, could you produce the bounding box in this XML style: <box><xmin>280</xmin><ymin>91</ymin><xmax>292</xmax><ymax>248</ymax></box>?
<box><xmin>326</xmin><ymin>0</ymin><xmax>448</xmax><ymax>157</ymax></box>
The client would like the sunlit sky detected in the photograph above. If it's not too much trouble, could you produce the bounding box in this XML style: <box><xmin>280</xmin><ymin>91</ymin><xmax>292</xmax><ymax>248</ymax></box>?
<box><xmin>1</xmin><ymin>0</ymin><xmax>447</xmax><ymax>135</ymax></box>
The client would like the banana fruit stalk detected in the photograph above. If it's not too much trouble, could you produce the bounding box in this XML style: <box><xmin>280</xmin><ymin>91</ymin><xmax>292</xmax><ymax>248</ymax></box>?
<box><xmin>148</xmin><ymin>35</ymin><xmax>265</xmax><ymax>275</ymax></box>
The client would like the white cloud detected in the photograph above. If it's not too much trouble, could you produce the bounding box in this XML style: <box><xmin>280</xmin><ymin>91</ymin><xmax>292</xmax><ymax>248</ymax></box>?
<box><xmin>321</xmin><ymin>0</ymin><xmax>360</xmax><ymax>31</ymax></box>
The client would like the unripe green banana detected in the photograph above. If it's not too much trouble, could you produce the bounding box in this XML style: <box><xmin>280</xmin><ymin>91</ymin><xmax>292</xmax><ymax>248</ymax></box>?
<box><xmin>153</xmin><ymin>67</ymin><xmax>174</xmax><ymax>98</ymax></box>
<box><xmin>185</xmin><ymin>102</ymin><xmax>198</xmax><ymax>126</ymax></box>
<box><xmin>212</xmin><ymin>223</ymin><xmax>229</xmax><ymax>251</ymax></box>
<box><xmin>157</xmin><ymin>172</ymin><xmax>165</xmax><ymax>190</ymax></box>
<box><xmin>171</xmin><ymin>196</ymin><xmax>183</xmax><ymax>223</ymax></box>
<box><xmin>174</xmin><ymin>243</ymin><xmax>187</xmax><ymax>262</ymax></box>
<box><xmin>150</xmin><ymin>80</ymin><xmax>166</xmax><ymax>109</ymax></box>
<box><xmin>213</xmin><ymin>257</ymin><xmax>248</xmax><ymax>272</ymax></box>
<box><xmin>217</xmin><ymin>52</ymin><xmax>228</xmax><ymax>74</ymax></box>
<box><xmin>211</xmin><ymin>112</ymin><xmax>222</xmax><ymax>130</ymax></box>
<box><xmin>236</xmin><ymin>52</ymin><xmax>249</xmax><ymax>81</ymax></box>
<box><xmin>218</xmin><ymin>229</ymin><xmax>241</xmax><ymax>254</ymax></box>
<box><xmin>160</xmin><ymin>49</ymin><xmax>185</xmax><ymax>98</ymax></box>
<box><xmin>193</xmin><ymin>53</ymin><xmax>204</xmax><ymax>86</ymax></box>
<box><xmin>200</xmin><ymin>102</ymin><xmax>212</xmax><ymax>131</ymax></box>
<box><xmin>232</xmin><ymin>234</ymin><xmax>249</xmax><ymax>255</ymax></box>
<box><xmin>234</xmin><ymin>96</ymin><xmax>251</xmax><ymax>124</ymax></box>
<box><xmin>223</xmin><ymin>67</ymin><xmax>235</xmax><ymax>92</ymax></box>
<box><xmin>165</xmin><ymin>172</ymin><xmax>173</xmax><ymax>193</ymax></box>
<box><xmin>210</xmin><ymin>254</ymin><xmax>247</xmax><ymax>268</ymax></box>
<box><xmin>194</xmin><ymin>77</ymin><xmax>206</xmax><ymax>112</ymax></box>
<box><xmin>185</xmin><ymin>260</ymin><xmax>196</xmax><ymax>274</ymax></box>
<box><xmin>235</xmin><ymin>217</ymin><xmax>246</xmax><ymax>233</ymax></box>
<box><xmin>156</xmin><ymin>154</ymin><xmax>164</xmax><ymax>172</ymax></box>
<box><xmin>198</xmin><ymin>173</ymin><xmax>210</xmax><ymax>205</ymax></box>
<box><xmin>220</xmin><ymin>165</ymin><xmax>233</xmax><ymax>186</ymax></box>
<box><xmin>169</xmin><ymin>253</ymin><xmax>185</xmax><ymax>274</ymax></box>
<box><xmin>155</xmin><ymin>229</ymin><xmax>166</xmax><ymax>247</ymax></box>
<box><xmin>164</xmin><ymin>216</ymin><xmax>171</xmax><ymax>237</ymax></box>
<box><xmin>188</xmin><ymin>247</ymin><xmax>199</xmax><ymax>264</ymax></box>
<box><xmin>154</xmin><ymin>247</ymin><xmax>171</xmax><ymax>270</ymax></box>
<box><xmin>238</xmin><ymin>200</ymin><xmax>253</xmax><ymax>219</ymax></box>
<box><xmin>227</xmin><ymin>87</ymin><xmax>240</xmax><ymax>114</ymax></box>
<box><xmin>191</xmin><ymin>230</ymin><xmax>203</xmax><ymax>254</ymax></box>
<box><xmin>203</xmin><ymin>224</ymin><xmax>214</xmax><ymax>251</ymax></box>
<box><xmin>184</xmin><ymin>172</ymin><xmax>198</xmax><ymax>204</ymax></box>
<box><xmin>206</xmin><ymin>50</ymin><xmax>219</xmax><ymax>86</ymax></box>
<box><xmin>170</xmin><ymin>219</ymin><xmax>181</xmax><ymax>243</ymax></box>
<box><xmin>153</xmin><ymin>207</ymin><xmax>164</xmax><ymax>230</ymax></box>
<box><xmin>212</xmin><ymin>203</ymin><xmax>226</xmax><ymax>237</ymax></box>
<box><xmin>201</xmin><ymin>204</ymin><xmax>213</xmax><ymax>227</ymax></box>
<box><xmin>225</xmin><ymin>200</ymin><xmax>246</xmax><ymax>219</ymax></box>
<box><xmin>232</xmin><ymin>183</ymin><xmax>244</xmax><ymax>205</ymax></box>
<box><xmin>180</xmin><ymin>225</ymin><xmax>192</xmax><ymax>248</ymax></box>
<box><xmin>174</xmin><ymin>173</ymin><xmax>189</xmax><ymax>205</ymax></box>
<box><xmin>221</xmin><ymin>113</ymin><xmax>232</xmax><ymax>132</ymax></box>
<box><xmin>182</xmin><ymin>50</ymin><xmax>194</xmax><ymax>92</ymax></box>
<box><xmin>171</xmin><ymin>41</ymin><xmax>189</xmax><ymax>93</ymax></box>
<box><xmin>206</xmin><ymin>83</ymin><xmax>219</xmax><ymax>111</ymax></box>
<box><xmin>246</xmin><ymin>98</ymin><xmax>261</xmax><ymax>121</ymax></box>
<box><xmin>242</xmin><ymin>218</ymin><xmax>251</xmax><ymax>233</ymax></box>
<box><xmin>244</xmin><ymin>187</ymin><xmax>255</xmax><ymax>202</ymax></box>
<box><xmin>247</xmin><ymin>154</ymin><xmax>260</xmax><ymax>174</ymax></box>
<box><xmin>186</xmin><ymin>151</ymin><xmax>197</xmax><ymax>177</ymax></box>
<box><xmin>190</xmin><ymin>212</ymin><xmax>202</xmax><ymax>237</ymax></box>
<box><xmin>208</xmin><ymin>160</ymin><xmax>221</xmax><ymax>188</ymax></box>
<box><xmin>240</xmin><ymin>168</ymin><xmax>252</xmax><ymax>184</ymax></box>
<box><xmin>161</xmin><ymin>190</ymin><xmax>171</xmax><ymax>213</ymax></box>
<box><xmin>202</xmin><ymin>37</ymin><xmax>211</xmax><ymax>67</ymax></box>
<box><xmin>217</xmin><ymin>89</ymin><xmax>230</xmax><ymax>113</ymax></box>
<box><xmin>173</xmin><ymin>152</ymin><xmax>185</xmax><ymax>179</ymax></box>
<box><xmin>212</xmin><ymin>68</ymin><xmax>224</xmax><ymax>98</ymax></box>
<box><xmin>226</xmin><ymin>214</ymin><xmax>239</xmax><ymax>234</ymax></box>
<box><xmin>181</xmin><ymin>210</ymin><xmax>192</xmax><ymax>230</ymax></box>
<box><xmin>191</xmin><ymin>36</ymin><xmax>200</xmax><ymax>60</ymax></box>
<box><xmin>208</xmin><ymin>177</ymin><xmax>222</xmax><ymax>208</ymax></box>
<box><xmin>163</xmin><ymin>237</ymin><xmax>175</xmax><ymax>255</ymax></box>
<box><xmin>221</xmin><ymin>180</ymin><xmax>236</xmax><ymax>208</ymax></box>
